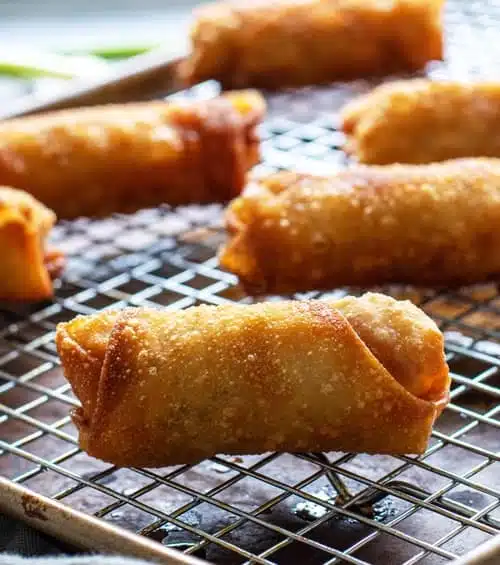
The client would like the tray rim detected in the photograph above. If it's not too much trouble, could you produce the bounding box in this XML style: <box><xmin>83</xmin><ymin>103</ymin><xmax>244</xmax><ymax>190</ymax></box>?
<box><xmin>0</xmin><ymin>477</ymin><xmax>206</xmax><ymax>565</ymax></box>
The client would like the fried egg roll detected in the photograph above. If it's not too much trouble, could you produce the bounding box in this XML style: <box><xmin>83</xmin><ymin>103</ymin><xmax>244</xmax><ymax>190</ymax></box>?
<box><xmin>220</xmin><ymin>159</ymin><xmax>500</xmax><ymax>294</ymax></box>
<box><xmin>342</xmin><ymin>80</ymin><xmax>500</xmax><ymax>164</ymax></box>
<box><xmin>0</xmin><ymin>90</ymin><xmax>265</xmax><ymax>219</ymax></box>
<box><xmin>181</xmin><ymin>0</ymin><xmax>444</xmax><ymax>89</ymax></box>
<box><xmin>0</xmin><ymin>187</ymin><xmax>63</xmax><ymax>301</ymax></box>
<box><xmin>56</xmin><ymin>293</ymin><xmax>449</xmax><ymax>467</ymax></box>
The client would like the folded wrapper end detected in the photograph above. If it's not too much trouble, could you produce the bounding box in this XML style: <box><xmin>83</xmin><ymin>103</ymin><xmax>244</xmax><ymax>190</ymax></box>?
<box><xmin>219</xmin><ymin>90</ymin><xmax>267</xmax><ymax>199</ymax></box>
<box><xmin>0</xmin><ymin>186</ymin><xmax>63</xmax><ymax>301</ymax></box>
<box><xmin>168</xmin><ymin>90</ymin><xmax>266</xmax><ymax>202</ymax></box>
<box><xmin>219</xmin><ymin>203</ymin><xmax>268</xmax><ymax>295</ymax></box>
<box><xmin>55</xmin><ymin>310</ymin><xmax>120</xmax><ymax>439</ymax></box>
<box><xmin>334</xmin><ymin>293</ymin><xmax>450</xmax><ymax>414</ymax></box>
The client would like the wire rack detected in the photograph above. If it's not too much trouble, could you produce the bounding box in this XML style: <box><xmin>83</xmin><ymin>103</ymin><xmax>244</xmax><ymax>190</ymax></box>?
<box><xmin>1</xmin><ymin>1</ymin><xmax>500</xmax><ymax>564</ymax></box>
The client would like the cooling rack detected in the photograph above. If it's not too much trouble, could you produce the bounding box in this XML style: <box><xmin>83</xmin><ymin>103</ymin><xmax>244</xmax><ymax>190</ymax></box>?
<box><xmin>1</xmin><ymin>1</ymin><xmax>500</xmax><ymax>564</ymax></box>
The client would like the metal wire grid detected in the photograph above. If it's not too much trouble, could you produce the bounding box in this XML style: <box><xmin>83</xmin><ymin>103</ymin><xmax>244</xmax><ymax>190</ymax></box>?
<box><xmin>2</xmin><ymin>210</ymin><xmax>500</xmax><ymax>565</ymax></box>
<box><xmin>1</xmin><ymin>0</ymin><xmax>500</xmax><ymax>563</ymax></box>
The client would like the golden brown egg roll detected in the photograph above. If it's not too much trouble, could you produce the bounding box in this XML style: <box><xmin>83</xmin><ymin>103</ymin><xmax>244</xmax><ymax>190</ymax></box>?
<box><xmin>220</xmin><ymin>159</ymin><xmax>500</xmax><ymax>294</ymax></box>
<box><xmin>0</xmin><ymin>90</ymin><xmax>265</xmax><ymax>219</ymax></box>
<box><xmin>56</xmin><ymin>293</ymin><xmax>449</xmax><ymax>467</ymax></box>
<box><xmin>0</xmin><ymin>187</ymin><xmax>63</xmax><ymax>301</ymax></box>
<box><xmin>342</xmin><ymin>79</ymin><xmax>500</xmax><ymax>164</ymax></box>
<box><xmin>181</xmin><ymin>0</ymin><xmax>444</xmax><ymax>89</ymax></box>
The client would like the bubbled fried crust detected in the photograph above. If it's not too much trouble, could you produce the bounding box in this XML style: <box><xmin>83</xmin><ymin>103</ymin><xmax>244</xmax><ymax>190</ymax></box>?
<box><xmin>341</xmin><ymin>79</ymin><xmax>500</xmax><ymax>164</ymax></box>
<box><xmin>0</xmin><ymin>90</ymin><xmax>265</xmax><ymax>219</ymax></box>
<box><xmin>182</xmin><ymin>0</ymin><xmax>444</xmax><ymax>89</ymax></box>
<box><xmin>55</xmin><ymin>294</ymin><xmax>449</xmax><ymax>468</ymax></box>
<box><xmin>220</xmin><ymin>159</ymin><xmax>500</xmax><ymax>295</ymax></box>
<box><xmin>0</xmin><ymin>187</ymin><xmax>62</xmax><ymax>301</ymax></box>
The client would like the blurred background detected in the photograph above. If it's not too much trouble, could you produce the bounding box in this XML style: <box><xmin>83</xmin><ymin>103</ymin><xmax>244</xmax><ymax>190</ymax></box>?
<box><xmin>0</xmin><ymin>0</ymin><xmax>203</xmax><ymax>49</ymax></box>
<box><xmin>0</xmin><ymin>0</ymin><xmax>209</xmax><ymax>105</ymax></box>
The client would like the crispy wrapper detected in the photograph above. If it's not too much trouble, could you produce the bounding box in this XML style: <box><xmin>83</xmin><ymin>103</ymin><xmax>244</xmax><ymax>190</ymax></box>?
<box><xmin>342</xmin><ymin>79</ymin><xmax>500</xmax><ymax>164</ymax></box>
<box><xmin>0</xmin><ymin>90</ymin><xmax>265</xmax><ymax>219</ymax></box>
<box><xmin>0</xmin><ymin>187</ymin><xmax>64</xmax><ymax>301</ymax></box>
<box><xmin>182</xmin><ymin>0</ymin><xmax>444</xmax><ymax>89</ymax></box>
<box><xmin>220</xmin><ymin>159</ymin><xmax>500</xmax><ymax>294</ymax></box>
<box><xmin>56</xmin><ymin>293</ymin><xmax>449</xmax><ymax>467</ymax></box>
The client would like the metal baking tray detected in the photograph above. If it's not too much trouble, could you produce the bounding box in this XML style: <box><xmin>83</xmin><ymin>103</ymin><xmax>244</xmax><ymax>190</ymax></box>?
<box><xmin>0</xmin><ymin>1</ymin><xmax>499</xmax><ymax>564</ymax></box>
<box><xmin>0</xmin><ymin>46</ymin><xmax>185</xmax><ymax>120</ymax></box>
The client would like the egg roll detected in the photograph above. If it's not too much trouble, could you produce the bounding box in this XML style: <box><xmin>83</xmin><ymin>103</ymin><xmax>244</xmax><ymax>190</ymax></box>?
<box><xmin>0</xmin><ymin>90</ymin><xmax>265</xmax><ymax>219</ymax></box>
<box><xmin>342</xmin><ymin>80</ymin><xmax>500</xmax><ymax>164</ymax></box>
<box><xmin>181</xmin><ymin>0</ymin><xmax>444</xmax><ymax>89</ymax></box>
<box><xmin>0</xmin><ymin>187</ymin><xmax>63</xmax><ymax>301</ymax></box>
<box><xmin>220</xmin><ymin>159</ymin><xmax>500</xmax><ymax>294</ymax></box>
<box><xmin>56</xmin><ymin>293</ymin><xmax>449</xmax><ymax>467</ymax></box>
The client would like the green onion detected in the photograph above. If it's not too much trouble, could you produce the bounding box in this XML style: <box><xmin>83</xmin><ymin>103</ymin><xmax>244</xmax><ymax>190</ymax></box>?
<box><xmin>0</xmin><ymin>44</ymin><xmax>159</xmax><ymax>79</ymax></box>
<box><xmin>62</xmin><ymin>44</ymin><xmax>156</xmax><ymax>60</ymax></box>
<box><xmin>0</xmin><ymin>52</ymin><xmax>109</xmax><ymax>79</ymax></box>
<box><xmin>0</xmin><ymin>61</ymin><xmax>74</xmax><ymax>79</ymax></box>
